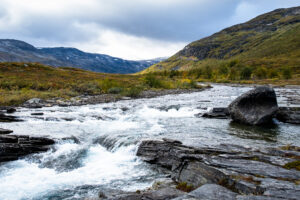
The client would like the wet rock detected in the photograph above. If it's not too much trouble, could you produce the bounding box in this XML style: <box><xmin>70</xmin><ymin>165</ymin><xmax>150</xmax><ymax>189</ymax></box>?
<box><xmin>6</xmin><ymin>107</ymin><xmax>17</xmax><ymax>113</ymax></box>
<box><xmin>23</xmin><ymin>98</ymin><xmax>43</xmax><ymax>108</ymax></box>
<box><xmin>228</xmin><ymin>86</ymin><xmax>278</xmax><ymax>125</ymax></box>
<box><xmin>61</xmin><ymin>136</ymin><xmax>80</xmax><ymax>144</ymax></box>
<box><xmin>31</xmin><ymin>112</ymin><xmax>44</xmax><ymax>116</ymax></box>
<box><xmin>200</xmin><ymin>107</ymin><xmax>230</xmax><ymax>119</ymax></box>
<box><xmin>173</xmin><ymin>184</ymin><xmax>237</xmax><ymax>200</ymax></box>
<box><xmin>0</xmin><ymin>112</ymin><xmax>22</xmax><ymax>122</ymax></box>
<box><xmin>121</xmin><ymin>107</ymin><xmax>129</xmax><ymax>112</ymax></box>
<box><xmin>107</xmin><ymin>187</ymin><xmax>184</xmax><ymax>200</ymax></box>
<box><xmin>0</xmin><ymin>135</ymin><xmax>54</xmax><ymax>163</ymax></box>
<box><xmin>137</xmin><ymin>140</ymin><xmax>300</xmax><ymax>199</ymax></box>
<box><xmin>0</xmin><ymin>128</ymin><xmax>13</xmax><ymax>134</ymax></box>
<box><xmin>276</xmin><ymin>107</ymin><xmax>300</xmax><ymax>124</ymax></box>
<box><xmin>158</xmin><ymin>105</ymin><xmax>181</xmax><ymax>111</ymax></box>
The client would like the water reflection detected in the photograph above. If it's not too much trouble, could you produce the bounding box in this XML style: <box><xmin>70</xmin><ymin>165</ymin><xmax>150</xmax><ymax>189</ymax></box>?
<box><xmin>228</xmin><ymin>121</ymin><xmax>279</xmax><ymax>142</ymax></box>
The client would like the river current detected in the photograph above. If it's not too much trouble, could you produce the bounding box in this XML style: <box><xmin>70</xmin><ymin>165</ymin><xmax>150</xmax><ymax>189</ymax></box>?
<box><xmin>0</xmin><ymin>85</ymin><xmax>299</xmax><ymax>200</ymax></box>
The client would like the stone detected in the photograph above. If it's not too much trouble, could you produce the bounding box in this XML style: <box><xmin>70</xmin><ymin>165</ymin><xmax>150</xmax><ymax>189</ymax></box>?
<box><xmin>0</xmin><ymin>128</ymin><xmax>13</xmax><ymax>134</ymax></box>
<box><xmin>173</xmin><ymin>184</ymin><xmax>237</xmax><ymax>200</ymax></box>
<box><xmin>276</xmin><ymin>107</ymin><xmax>300</xmax><ymax>124</ymax></box>
<box><xmin>31</xmin><ymin>112</ymin><xmax>44</xmax><ymax>116</ymax></box>
<box><xmin>23</xmin><ymin>98</ymin><xmax>43</xmax><ymax>108</ymax></box>
<box><xmin>0</xmin><ymin>113</ymin><xmax>22</xmax><ymax>122</ymax></box>
<box><xmin>0</xmin><ymin>135</ymin><xmax>55</xmax><ymax>163</ymax></box>
<box><xmin>228</xmin><ymin>86</ymin><xmax>278</xmax><ymax>125</ymax></box>
<box><xmin>6</xmin><ymin>107</ymin><xmax>17</xmax><ymax>113</ymax></box>
<box><xmin>200</xmin><ymin>107</ymin><xmax>230</xmax><ymax>119</ymax></box>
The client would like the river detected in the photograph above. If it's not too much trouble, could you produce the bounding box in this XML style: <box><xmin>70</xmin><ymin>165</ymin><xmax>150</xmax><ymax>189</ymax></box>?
<box><xmin>0</xmin><ymin>84</ymin><xmax>299</xmax><ymax>200</ymax></box>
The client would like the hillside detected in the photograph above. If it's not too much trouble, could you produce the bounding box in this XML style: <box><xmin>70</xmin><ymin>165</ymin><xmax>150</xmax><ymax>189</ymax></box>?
<box><xmin>0</xmin><ymin>39</ymin><xmax>163</xmax><ymax>74</ymax></box>
<box><xmin>143</xmin><ymin>6</ymin><xmax>300</xmax><ymax>82</ymax></box>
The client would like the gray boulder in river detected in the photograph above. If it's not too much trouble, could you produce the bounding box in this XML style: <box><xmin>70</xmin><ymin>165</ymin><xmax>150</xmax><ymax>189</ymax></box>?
<box><xmin>228</xmin><ymin>86</ymin><xmax>278</xmax><ymax>125</ymax></box>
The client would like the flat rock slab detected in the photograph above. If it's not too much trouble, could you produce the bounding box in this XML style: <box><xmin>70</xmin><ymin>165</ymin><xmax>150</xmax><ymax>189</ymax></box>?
<box><xmin>173</xmin><ymin>184</ymin><xmax>237</xmax><ymax>200</ymax></box>
<box><xmin>0</xmin><ymin>134</ymin><xmax>55</xmax><ymax>163</ymax></box>
<box><xmin>0</xmin><ymin>113</ymin><xmax>22</xmax><ymax>122</ymax></box>
<box><xmin>200</xmin><ymin>107</ymin><xmax>230</xmax><ymax>119</ymax></box>
<box><xmin>137</xmin><ymin>140</ymin><xmax>300</xmax><ymax>199</ymax></box>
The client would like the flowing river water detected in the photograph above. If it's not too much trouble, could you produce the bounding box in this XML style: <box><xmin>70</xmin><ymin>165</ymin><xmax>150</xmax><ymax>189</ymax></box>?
<box><xmin>0</xmin><ymin>85</ymin><xmax>300</xmax><ymax>200</ymax></box>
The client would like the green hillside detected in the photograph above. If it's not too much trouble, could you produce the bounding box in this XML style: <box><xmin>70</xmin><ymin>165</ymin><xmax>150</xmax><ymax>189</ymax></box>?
<box><xmin>142</xmin><ymin>6</ymin><xmax>300</xmax><ymax>83</ymax></box>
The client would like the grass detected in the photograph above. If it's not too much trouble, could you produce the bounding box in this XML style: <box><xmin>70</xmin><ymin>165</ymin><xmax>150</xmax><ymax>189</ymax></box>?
<box><xmin>176</xmin><ymin>182</ymin><xmax>194</xmax><ymax>192</ymax></box>
<box><xmin>283</xmin><ymin>161</ymin><xmax>300</xmax><ymax>171</ymax></box>
<box><xmin>0</xmin><ymin>62</ymin><xmax>203</xmax><ymax>106</ymax></box>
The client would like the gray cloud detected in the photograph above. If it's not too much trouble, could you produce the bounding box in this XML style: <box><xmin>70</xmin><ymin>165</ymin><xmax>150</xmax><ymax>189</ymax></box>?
<box><xmin>0</xmin><ymin>0</ymin><xmax>299</xmax><ymax>59</ymax></box>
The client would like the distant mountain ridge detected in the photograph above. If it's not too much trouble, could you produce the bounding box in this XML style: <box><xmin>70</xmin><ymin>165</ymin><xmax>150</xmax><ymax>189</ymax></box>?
<box><xmin>143</xmin><ymin>6</ymin><xmax>300</xmax><ymax>73</ymax></box>
<box><xmin>0</xmin><ymin>39</ymin><xmax>164</xmax><ymax>73</ymax></box>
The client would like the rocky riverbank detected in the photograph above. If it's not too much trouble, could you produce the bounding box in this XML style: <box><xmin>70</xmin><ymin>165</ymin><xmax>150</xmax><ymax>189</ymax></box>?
<box><xmin>17</xmin><ymin>88</ymin><xmax>209</xmax><ymax>109</ymax></box>
<box><xmin>127</xmin><ymin>139</ymin><xmax>300</xmax><ymax>200</ymax></box>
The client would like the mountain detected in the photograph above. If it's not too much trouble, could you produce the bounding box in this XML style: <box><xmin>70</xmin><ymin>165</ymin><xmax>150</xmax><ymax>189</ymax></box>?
<box><xmin>0</xmin><ymin>39</ymin><xmax>163</xmax><ymax>74</ymax></box>
<box><xmin>143</xmin><ymin>6</ymin><xmax>300</xmax><ymax>76</ymax></box>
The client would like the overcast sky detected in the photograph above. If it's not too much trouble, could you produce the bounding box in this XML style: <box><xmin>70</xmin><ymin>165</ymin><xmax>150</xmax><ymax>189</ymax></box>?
<box><xmin>0</xmin><ymin>0</ymin><xmax>299</xmax><ymax>60</ymax></box>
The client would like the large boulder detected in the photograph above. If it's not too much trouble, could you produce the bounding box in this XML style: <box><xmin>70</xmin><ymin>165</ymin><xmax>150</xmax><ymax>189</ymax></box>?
<box><xmin>228</xmin><ymin>86</ymin><xmax>278</xmax><ymax>125</ymax></box>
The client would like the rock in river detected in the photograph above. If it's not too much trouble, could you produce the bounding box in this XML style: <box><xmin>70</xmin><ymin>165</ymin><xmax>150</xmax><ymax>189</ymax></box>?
<box><xmin>276</xmin><ymin>107</ymin><xmax>300</xmax><ymax>125</ymax></box>
<box><xmin>0</xmin><ymin>128</ymin><xmax>13</xmax><ymax>134</ymax></box>
<box><xmin>0</xmin><ymin>135</ymin><xmax>55</xmax><ymax>163</ymax></box>
<box><xmin>228</xmin><ymin>86</ymin><xmax>278</xmax><ymax>125</ymax></box>
<box><xmin>199</xmin><ymin>107</ymin><xmax>230</xmax><ymax>119</ymax></box>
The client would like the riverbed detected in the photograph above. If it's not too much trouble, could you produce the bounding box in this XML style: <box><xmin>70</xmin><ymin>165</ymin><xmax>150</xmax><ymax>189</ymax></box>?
<box><xmin>0</xmin><ymin>85</ymin><xmax>299</xmax><ymax>200</ymax></box>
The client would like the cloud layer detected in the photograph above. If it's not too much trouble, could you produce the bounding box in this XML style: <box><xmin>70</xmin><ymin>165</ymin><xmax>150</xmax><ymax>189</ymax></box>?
<box><xmin>0</xmin><ymin>0</ymin><xmax>299</xmax><ymax>59</ymax></box>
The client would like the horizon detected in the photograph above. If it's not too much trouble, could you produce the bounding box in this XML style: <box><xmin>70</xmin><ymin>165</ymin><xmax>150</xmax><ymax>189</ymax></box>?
<box><xmin>0</xmin><ymin>0</ymin><xmax>299</xmax><ymax>60</ymax></box>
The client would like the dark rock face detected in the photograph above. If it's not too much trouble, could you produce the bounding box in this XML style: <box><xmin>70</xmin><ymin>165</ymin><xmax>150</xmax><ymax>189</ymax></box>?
<box><xmin>276</xmin><ymin>107</ymin><xmax>300</xmax><ymax>124</ymax></box>
<box><xmin>6</xmin><ymin>107</ymin><xmax>17</xmax><ymax>113</ymax></box>
<box><xmin>137</xmin><ymin>140</ymin><xmax>300</xmax><ymax>200</ymax></box>
<box><xmin>0</xmin><ymin>135</ymin><xmax>55</xmax><ymax>163</ymax></box>
<box><xmin>0</xmin><ymin>112</ymin><xmax>23</xmax><ymax>122</ymax></box>
<box><xmin>199</xmin><ymin>107</ymin><xmax>230</xmax><ymax>119</ymax></box>
<box><xmin>0</xmin><ymin>128</ymin><xmax>13</xmax><ymax>135</ymax></box>
<box><xmin>228</xmin><ymin>87</ymin><xmax>278</xmax><ymax>125</ymax></box>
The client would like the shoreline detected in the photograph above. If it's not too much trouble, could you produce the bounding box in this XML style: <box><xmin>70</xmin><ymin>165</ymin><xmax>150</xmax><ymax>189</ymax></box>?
<box><xmin>0</xmin><ymin>87</ymin><xmax>211</xmax><ymax>110</ymax></box>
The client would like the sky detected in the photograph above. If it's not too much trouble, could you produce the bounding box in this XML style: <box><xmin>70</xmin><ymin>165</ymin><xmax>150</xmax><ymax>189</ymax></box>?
<box><xmin>0</xmin><ymin>0</ymin><xmax>299</xmax><ymax>60</ymax></box>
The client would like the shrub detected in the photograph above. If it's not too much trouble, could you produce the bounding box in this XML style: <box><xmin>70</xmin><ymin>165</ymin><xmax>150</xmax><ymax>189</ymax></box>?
<box><xmin>144</xmin><ymin>74</ymin><xmax>163</xmax><ymax>88</ymax></box>
<box><xmin>108</xmin><ymin>87</ymin><xmax>123</xmax><ymax>94</ymax></box>
<box><xmin>100</xmin><ymin>78</ymin><xmax>118</xmax><ymax>93</ymax></box>
<box><xmin>218</xmin><ymin>64</ymin><xmax>229</xmax><ymax>76</ymax></box>
<box><xmin>204</xmin><ymin>66</ymin><xmax>213</xmax><ymax>79</ymax></box>
<box><xmin>123</xmin><ymin>87</ymin><xmax>142</xmax><ymax>98</ymax></box>
<box><xmin>240</xmin><ymin>67</ymin><xmax>252</xmax><ymax>80</ymax></box>
<box><xmin>268</xmin><ymin>69</ymin><xmax>279</xmax><ymax>78</ymax></box>
<box><xmin>254</xmin><ymin>67</ymin><xmax>268</xmax><ymax>79</ymax></box>
<box><xmin>229</xmin><ymin>68</ymin><xmax>238</xmax><ymax>80</ymax></box>
<box><xmin>282</xmin><ymin>67</ymin><xmax>292</xmax><ymax>79</ymax></box>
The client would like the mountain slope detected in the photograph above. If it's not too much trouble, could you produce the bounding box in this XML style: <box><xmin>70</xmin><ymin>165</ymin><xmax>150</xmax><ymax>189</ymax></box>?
<box><xmin>143</xmin><ymin>6</ymin><xmax>300</xmax><ymax>76</ymax></box>
<box><xmin>0</xmin><ymin>39</ymin><xmax>162</xmax><ymax>74</ymax></box>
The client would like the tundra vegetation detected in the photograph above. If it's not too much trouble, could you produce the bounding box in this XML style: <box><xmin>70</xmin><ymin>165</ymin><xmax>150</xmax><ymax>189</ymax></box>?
<box><xmin>0</xmin><ymin>62</ymin><xmax>201</xmax><ymax>106</ymax></box>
